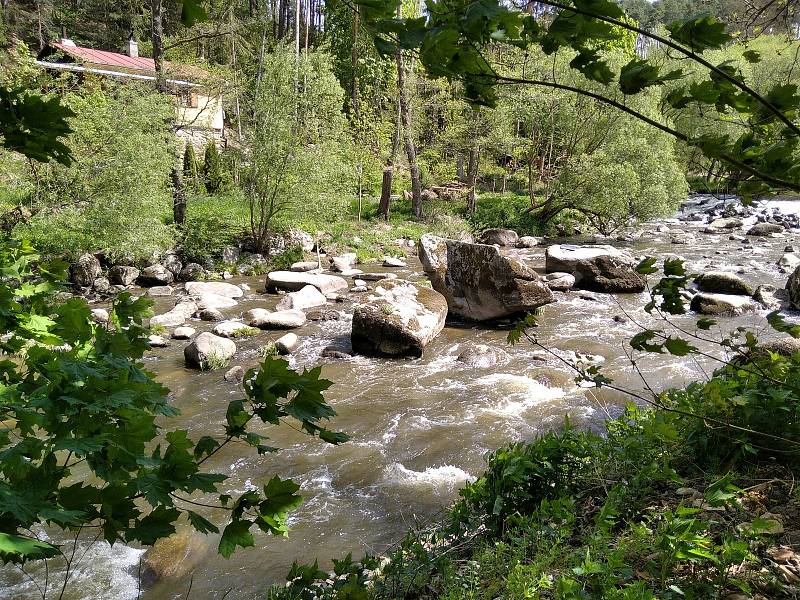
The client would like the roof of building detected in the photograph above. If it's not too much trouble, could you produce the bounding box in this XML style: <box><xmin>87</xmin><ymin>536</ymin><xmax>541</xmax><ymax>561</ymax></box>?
<box><xmin>40</xmin><ymin>41</ymin><xmax>212</xmax><ymax>85</ymax></box>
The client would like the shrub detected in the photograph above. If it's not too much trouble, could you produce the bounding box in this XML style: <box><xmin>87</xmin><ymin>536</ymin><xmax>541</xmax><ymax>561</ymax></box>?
<box><xmin>203</xmin><ymin>141</ymin><xmax>225</xmax><ymax>194</ymax></box>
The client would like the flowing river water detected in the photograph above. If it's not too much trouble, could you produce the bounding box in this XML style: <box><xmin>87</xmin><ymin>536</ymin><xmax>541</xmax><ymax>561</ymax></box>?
<box><xmin>2</xmin><ymin>196</ymin><xmax>799</xmax><ymax>599</ymax></box>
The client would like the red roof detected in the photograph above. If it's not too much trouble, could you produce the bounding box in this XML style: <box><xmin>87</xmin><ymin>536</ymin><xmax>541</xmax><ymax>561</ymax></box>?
<box><xmin>49</xmin><ymin>41</ymin><xmax>210</xmax><ymax>81</ymax></box>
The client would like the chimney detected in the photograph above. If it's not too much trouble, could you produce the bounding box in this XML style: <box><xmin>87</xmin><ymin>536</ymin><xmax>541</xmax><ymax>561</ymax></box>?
<box><xmin>126</xmin><ymin>36</ymin><xmax>139</xmax><ymax>58</ymax></box>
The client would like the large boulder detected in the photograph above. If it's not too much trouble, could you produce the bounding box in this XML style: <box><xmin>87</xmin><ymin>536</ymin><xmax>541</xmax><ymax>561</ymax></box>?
<box><xmin>110</xmin><ymin>265</ymin><xmax>140</xmax><ymax>286</ymax></box>
<box><xmin>544</xmin><ymin>272</ymin><xmax>575</xmax><ymax>291</ymax></box>
<box><xmin>245</xmin><ymin>308</ymin><xmax>307</xmax><ymax>329</ymax></box>
<box><xmin>418</xmin><ymin>235</ymin><xmax>554</xmax><ymax>321</ymax></box>
<box><xmin>351</xmin><ymin>280</ymin><xmax>447</xmax><ymax>357</ymax></box>
<box><xmin>70</xmin><ymin>253</ymin><xmax>101</xmax><ymax>287</ymax></box>
<box><xmin>456</xmin><ymin>343</ymin><xmax>510</xmax><ymax>368</ymax></box>
<box><xmin>545</xmin><ymin>245</ymin><xmax>645</xmax><ymax>293</ymax></box>
<box><xmin>330</xmin><ymin>253</ymin><xmax>358</xmax><ymax>273</ymax></box>
<box><xmin>695</xmin><ymin>271</ymin><xmax>753</xmax><ymax>296</ymax></box>
<box><xmin>150</xmin><ymin>300</ymin><xmax>198</xmax><ymax>328</ymax></box>
<box><xmin>266</xmin><ymin>271</ymin><xmax>349</xmax><ymax>295</ymax></box>
<box><xmin>480</xmin><ymin>228</ymin><xmax>518</xmax><ymax>247</ymax></box>
<box><xmin>139</xmin><ymin>264</ymin><xmax>174</xmax><ymax>286</ymax></box>
<box><xmin>184</xmin><ymin>332</ymin><xmax>236</xmax><ymax>369</ymax></box>
<box><xmin>185</xmin><ymin>281</ymin><xmax>244</xmax><ymax>299</ymax></box>
<box><xmin>276</xmin><ymin>284</ymin><xmax>327</xmax><ymax>311</ymax></box>
<box><xmin>194</xmin><ymin>293</ymin><xmax>238</xmax><ymax>311</ymax></box>
<box><xmin>179</xmin><ymin>263</ymin><xmax>205</xmax><ymax>281</ymax></box>
<box><xmin>213</xmin><ymin>320</ymin><xmax>259</xmax><ymax>338</ymax></box>
<box><xmin>747</xmin><ymin>222</ymin><xmax>783</xmax><ymax>236</ymax></box>
<box><xmin>163</xmin><ymin>254</ymin><xmax>183</xmax><ymax>276</ymax></box>
<box><xmin>690</xmin><ymin>293</ymin><xmax>757</xmax><ymax>316</ymax></box>
<box><xmin>285</xmin><ymin>229</ymin><xmax>315</xmax><ymax>252</ymax></box>
<box><xmin>787</xmin><ymin>265</ymin><xmax>800</xmax><ymax>309</ymax></box>
<box><xmin>708</xmin><ymin>217</ymin><xmax>742</xmax><ymax>230</ymax></box>
<box><xmin>140</xmin><ymin>531</ymin><xmax>208</xmax><ymax>585</ymax></box>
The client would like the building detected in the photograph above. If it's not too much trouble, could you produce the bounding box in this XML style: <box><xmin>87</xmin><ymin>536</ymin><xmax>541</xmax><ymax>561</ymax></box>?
<box><xmin>37</xmin><ymin>37</ymin><xmax>225</xmax><ymax>148</ymax></box>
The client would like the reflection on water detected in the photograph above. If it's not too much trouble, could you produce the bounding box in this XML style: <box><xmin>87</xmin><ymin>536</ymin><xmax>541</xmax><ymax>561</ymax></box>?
<box><xmin>2</xmin><ymin>197</ymin><xmax>799</xmax><ymax>600</ymax></box>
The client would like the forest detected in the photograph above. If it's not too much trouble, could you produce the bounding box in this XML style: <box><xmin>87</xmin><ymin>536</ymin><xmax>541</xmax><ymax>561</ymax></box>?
<box><xmin>2</xmin><ymin>0</ymin><xmax>800</xmax><ymax>598</ymax></box>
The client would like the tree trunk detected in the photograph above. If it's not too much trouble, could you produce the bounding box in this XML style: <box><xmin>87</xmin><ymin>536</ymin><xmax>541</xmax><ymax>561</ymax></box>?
<box><xmin>379</xmin><ymin>165</ymin><xmax>393</xmax><ymax>221</ymax></box>
<box><xmin>456</xmin><ymin>153</ymin><xmax>465</xmax><ymax>182</ymax></box>
<box><xmin>467</xmin><ymin>147</ymin><xmax>479</xmax><ymax>215</ymax></box>
<box><xmin>350</xmin><ymin>5</ymin><xmax>360</xmax><ymax>118</ymax></box>
<box><xmin>397</xmin><ymin>49</ymin><xmax>421</xmax><ymax>218</ymax></box>
<box><xmin>151</xmin><ymin>0</ymin><xmax>166</xmax><ymax>92</ymax></box>
<box><xmin>172</xmin><ymin>153</ymin><xmax>187</xmax><ymax>225</ymax></box>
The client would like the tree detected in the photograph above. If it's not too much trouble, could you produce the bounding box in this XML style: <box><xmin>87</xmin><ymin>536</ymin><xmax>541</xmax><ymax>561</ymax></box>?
<box><xmin>203</xmin><ymin>141</ymin><xmax>225</xmax><ymax>194</ymax></box>
<box><xmin>354</xmin><ymin>0</ymin><xmax>800</xmax><ymax>197</ymax></box>
<box><xmin>183</xmin><ymin>142</ymin><xmax>203</xmax><ymax>192</ymax></box>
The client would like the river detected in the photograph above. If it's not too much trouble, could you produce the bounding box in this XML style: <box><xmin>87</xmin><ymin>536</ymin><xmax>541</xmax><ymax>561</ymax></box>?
<box><xmin>1</xmin><ymin>196</ymin><xmax>798</xmax><ymax>599</ymax></box>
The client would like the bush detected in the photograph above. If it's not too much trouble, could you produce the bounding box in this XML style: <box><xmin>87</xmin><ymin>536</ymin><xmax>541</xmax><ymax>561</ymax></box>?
<box><xmin>181</xmin><ymin>192</ymin><xmax>249</xmax><ymax>264</ymax></box>
<box><xmin>466</xmin><ymin>193</ymin><xmax>542</xmax><ymax>235</ymax></box>
<box><xmin>203</xmin><ymin>141</ymin><xmax>226</xmax><ymax>194</ymax></box>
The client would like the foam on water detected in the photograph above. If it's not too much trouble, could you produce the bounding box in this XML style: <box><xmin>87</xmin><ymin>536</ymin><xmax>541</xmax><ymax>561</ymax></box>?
<box><xmin>473</xmin><ymin>373</ymin><xmax>565</xmax><ymax>417</ymax></box>
<box><xmin>382</xmin><ymin>463</ymin><xmax>475</xmax><ymax>496</ymax></box>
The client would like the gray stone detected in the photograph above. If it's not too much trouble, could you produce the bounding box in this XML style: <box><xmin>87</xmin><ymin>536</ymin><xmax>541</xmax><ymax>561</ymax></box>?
<box><xmin>266</xmin><ymin>271</ymin><xmax>349</xmax><ymax>295</ymax></box>
<box><xmin>184</xmin><ymin>332</ymin><xmax>236</xmax><ymax>369</ymax></box>
<box><xmin>708</xmin><ymin>217</ymin><xmax>743</xmax><ymax>230</ymax></box>
<box><xmin>361</xmin><ymin>272</ymin><xmax>396</xmax><ymax>281</ymax></box>
<box><xmin>696</xmin><ymin>271</ymin><xmax>753</xmax><ymax>296</ymax></box>
<box><xmin>778</xmin><ymin>253</ymin><xmax>800</xmax><ymax>271</ymax></box>
<box><xmin>754</xmin><ymin>284</ymin><xmax>781</xmax><ymax>309</ymax></box>
<box><xmin>307</xmin><ymin>309</ymin><xmax>341</xmax><ymax>321</ymax></box>
<box><xmin>419</xmin><ymin>235</ymin><xmax>554</xmax><ymax>321</ymax></box>
<box><xmin>383</xmin><ymin>256</ymin><xmax>407</xmax><ymax>268</ymax></box>
<box><xmin>179</xmin><ymin>263</ymin><xmax>204</xmax><ymax>281</ymax></box>
<box><xmin>148</xmin><ymin>334</ymin><xmax>169</xmax><ymax>348</ymax></box>
<box><xmin>747</xmin><ymin>222</ymin><xmax>783</xmax><ymax>236</ymax></box>
<box><xmin>71</xmin><ymin>254</ymin><xmax>101</xmax><ymax>287</ymax></box>
<box><xmin>330</xmin><ymin>253</ymin><xmax>358</xmax><ymax>272</ymax></box>
<box><xmin>224</xmin><ymin>366</ymin><xmax>245</xmax><ymax>383</ymax></box>
<box><xmin>93</xmin><ymin>277</ymin><xmax>111</xmax><ymax>293</ymax></box>
<box><xmin>352</xmin><ymin>280</ymin><xmax>448</xmax><ymax>357</ymax></box>
<box><xmin>139</xmin><ymin>265</ymin><xmax>174</xmax><ymax>287</ymax></box>
<box><xmin>150</xmin><ymin>300</ymin><xmax>198</xmax><ymax>328</ymax></box>
<box><xmin>221</xmin><ymin>245</ymin><xmax>240</xmax><ymax>264</ymax></box>
<box><xmin>757</xmin><ymin>337</ymin><xmax>800</xmax><ymax>357</ymax></box>
<box><xmin>322</xmin><ymin>346</ymin><xmax>352</xmax><ymax>359</ymax></box>
<box><xmin>456</xmin><ymin>343</ymin><xmax>510</xmax><ymax>368</ymax></box>
<box><xmin>276</xmin><ymin>285</ymin><xmax>327</xmax><ymax>311</ymax></box>
<box><xmin>285</xmin><ymin>229</ymin><xmax>315</xmax><ymax>252</ymax></box>
<box><xmin>245</xmin><ymin>308</ymin><xmax>307</xmax><ymax>329</ymax></box>
<box><xmin>163</xmin><ymin>254</ymin><xmax>183</xmax><ymax>276</ymax></box>
<box><xmin>480</xmin><ymin>228</ymin><xmax>518</xmax><ymax>247</ymax></box>
<box><xmin>275</xmin><ymin>333</ymin><xmax>299</xmax><ymax>354</ymax></box>
<box><xmin>787</xmin><ymin>265</ymin><xmax>800</xmax><ymax>309</ymax></box>
<box><xmin>147</xmin><ymin>286</ymin><xmax>174</xmax><ymax>297</ymax></box>
<box><xmin>185</xmin><ymin>281</ymin><xmax>244</xmax><ymax>299</ymax></box>
<box><xmin>213</xmin><ymin>320</ymin><xmax>258</xmax><ymax>338</ymax></box>
<box><xmin>194</xmin><ymin>294</ymin><xmax>238</xmax><ymax>311</ymax></box>
<box><xmin>290</xmin><ymin>261</ymin><xmax>320</xmax><ymax>272</ymax></box>
<box><xmin>545</xmin><ymin>245</ymin><xmax>645</xmax><ymax>293</ymax></box>
<box><xmin>110</xmin><ymin>265</ymin><xmax>140</xmax><ymax>286</ymax></box>
<box><xmin>198</xmin><ymin>308</ymin><xmax>224</xmax><ymax>322</ymax></box>
<box><xmin>172</xmin><ymin>326</ymin><xmax>196</xmax><ymax>340</ymax></box>
<box><xmin>90</xmin><ymin>308</ymin><xmax>109</xmax><ymax>325</ymax></box>
<box><xmin>517</xmin><ymin>236</ymin><xmax>541</xmax><ymax>248</ymax></box>
<box><xmin>690</xmin><ymin>293</ymin><xmax>757</xmax><ymax>316</ymax></box>
<box><xmin>544</xmin><ymin>272</ymin><xmax>576</xmax><ymax>291</ymax></box>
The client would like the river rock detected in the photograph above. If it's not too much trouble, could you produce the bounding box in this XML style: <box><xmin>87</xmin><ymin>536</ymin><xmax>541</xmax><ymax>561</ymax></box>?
<box><xmin>266</xmin><ymin>271</ymin><xmax>349</xmax><ymax>295</ymax></box>
<box><xmin>544</xmin><ymin>272</ymin><xmax>575</xmax><ymax>291</ymax></box>
<box><xmin>150</xmin><ymin>300</ymin><xmax>198</xmax><ymax>328</ymax></box>
<box><xmin>754</xmin><ymin>284</ymin><xmax>781</xmax><ymax>309</ymax></box>
<box><xmin>139</xmin><ymin>264</ymin><xmax>174</xmax><ymax>286</ymax></box>
<box><xmin>148</xmin><ymin>334</ymin><xmax>169</xmax><ymax>348</ymax></box>
<box><xmin>330</xmin><ymin>253</ymin><xmax>358</xmax><ymax>272</ymax></box>
<box><xmin>213</xmin><ymin>320</ymin><xmax>258</xmax><ymax>338</ymax></box>
<box><xmin>361</xmin><ymin>272</ymin><xmax>396</xmax><ymax>281</ymax></box>
<box><xmin>419</xmin><ymin>235</ymin><xmax>554</xmax><ymax>321</ymax></box>
<box><xmin>778</xmin><ymin>253</ymin><xmax>800</xmax><ymax>271</ymax></box>
<box><xmin>179</xmin><ymin>263</ymin><xmax>204</xmax><ymax>281</ymax></box>
<box><xmin>194</xmin><ymin>293</ymin><xmax>239</xmax><ymax>311</ymax></box>
<box><xmin>690</xmin><ymin>293</ymin><xmax>757</xmax><ymax>316</ymax></box>
<box><xmin>757</xmin><ymin>337</ymin><xmax>800</xmax><ymax>357</ymax></box>
<box><xmin>275</xmin><ymin>333</ymin><xmax>300</xmax><ymax>354</ymax></box>
<box><xmin>110</xmin><ymin>265</ymin><xmax>140</xmax><ymax>286</ymax></box>
<box><xmin>383</xmin><ymin>256</ymin><xmax>407</xmax><ymax>268</ymax></box>
<box><xmin>140</xmin><ymin>531</ymin><xmax>208</xmax><ymax>585</ymax></box>
<box><xmin>163</xmin><ymin>253</ymin><xmax>183</xmax><ymax>276</ymax></box>
<box><xmin>245</xmin><ymin>308</ymin><xmax>307</xmax><ymax>329</ymax></box>
<box><xmin>70</xmin><ymin>253</ymin><xmax>101</xmax><ymax>287</ymax></box>
<box><xmin>90</xmin><ymin>308</ymin><xmax>109</xmax><ymax>325</ymax></box>
<box><xmin>276</xmin><ymin>285</ymin><xmax>327</xmax><ymax>311</ymax></box>
<box><xmin>221</xmin><ymin>245</ymin><xmax>240</xmax><ymax>264</ymax></box>
<box><xmin>307</xmin><ymin>309</ymin><xmax>341</xmax><ymax>321</ymax></box>
<box><xmin>517</xmin><ymin>236</ymin><xmax>540</xmax><ymax>248</ymax></box>
<box><xmin>351</xmin><ymin>280</ymin><xmax>448</xmax><ymax>357</ymax></box>
<box><xmin>198</xmin><ymin>308</ymin><xmax>224</xmax><ymax>321</ymax></box>
<box><xmin>185</xmin><ymin>281</ymin><xmax>244</xmax><ymax>299</ymax></box>
<box><xmin>172</xmin><ymin>326</ymin><xmax>196</xmax><ymax>340</ymax></box>
<box><xmin>184</xmin><ymin>332</ymin><xmax>236</xmax><ymax>369</ymax></box>
<box><xmin>290</xmin><ymin>261</ymin><xmax>320</xmax><ymax>272</ymax></box>
<box><xmin>224</xmin><ymin>365</ymin><xmax>245</xmax><ymax>383</ymax></box>
<box><xmin>93</xmin><ymin>276</ymin><xmax>111</xmax><ymax>294</ymax></box>
<box><xmin>147</xmin><ymin>285</ymin><xmax>174</xmax><ymax>297</ymax></box>
<box><xmin>708</xmin><ymin>217</ymin><xmax>743</xmax><ymax>230</ymax></box>
<box><xmin>545</xmin><ymin>245</ymin><xmax>645</xmax><ymax>293</ymax></box>
<box><xmin>456</xmin><ymin>343</ymin><xmax>510</xmax><ymax>368</ymax></box>
<box><xmin>695</xmin><ymin>271</ymin><xmax>753</xmax><ymax>295</ymax></box>
<box><xmin>787</xmin><ymin>265</ymin><xmax>800</xmax><ymax>309</ymax></box>
<box><xmin>747</xmin><ymin>222</ymin><xmax>783</xmax><ymax>236</ymax></box>
<box><xmin>322</xmin><ymin>346</ymin><xmax>352</xmax><ymax>359</ymax></box>
<box><xmin>480</xmin><ymin>228</ymin><xmax>518</xmax><ymax>247</ymax></box>
<box><xmin>285</xmin><ymin>229</ymin><xmax>315</xmax><ymax>252</ymax></box>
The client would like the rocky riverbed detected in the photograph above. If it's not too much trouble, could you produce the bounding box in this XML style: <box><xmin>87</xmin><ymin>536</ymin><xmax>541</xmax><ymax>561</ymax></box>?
<box><xmin>3</xmin><ymin>194</ymin><xmax>800</xmax><ymax>600</ymax></box>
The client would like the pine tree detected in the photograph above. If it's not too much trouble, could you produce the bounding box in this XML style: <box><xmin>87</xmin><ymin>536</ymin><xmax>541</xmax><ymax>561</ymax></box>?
<box><xmin>183</xmin><ymin>144</ymin><xmax>203</xmax><ymax>192</ymax></box>
<box><xmin>203</xmin><ymin>142</ymin><xmax>224</xmax><ymax>194</ymax></box>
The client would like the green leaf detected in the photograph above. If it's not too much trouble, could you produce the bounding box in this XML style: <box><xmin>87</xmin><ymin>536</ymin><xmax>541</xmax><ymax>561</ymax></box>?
<box><xmin>619</xmin><ymin>58</ymin><xmax>682</xmax><ymax>95</ymax></box>
<box><xmin>0</xmin><ymin>87</ymin><xmax>75</xmax><ymax>165</ymax></box>
<box><xmin>742</xmin><ymin>50</ymin><xmax>761</xmax><ymax>63</ymax></box>
<box><xmin>630</xmin><ymin>330</ymin><xmax>664</xmax><ymax>353</ymax></box>
<box><xmin>767</xmin><ymin>311</ymin><xmax>800</xmax><ymax>338</ymax></box>
<box><xmin>696</xmin><ymin>317</ymin><xmax>716</xmax><ymax>330</ymax></box>
<box><xmin>188</xmin><ymin>510</ymin><xmax>219</xmax><ymax>535</ymax></box>
<box><xmin>666</xmin><ymin>16</ymin><xmax>733</xmax><ymax>52</ymax></box>
<box><xmin>663</xmin><ymin>258</ymin><xmax>686</xmax><ymax>277</ymax></box>
<box><xmin>218</xmin><ymin>519</ymin><xmax>255</xmax><ymax>558</ymax></box>
<box><xmin>664</xmin><ymin>337</ymin><xmax>696</xmax><ymax>357</ymax></box>
<box><xmin>257</xmin><ymin>476</ymin><xmax>303</xmax><ymax>536</ymax></box>
<box><xmin>635</xmin><ymin>257</ymin><xmax>658</xmax><ymax>275</ymax></box>
<box><xmin>0</xmin><ymin>533</ymin><xmax>59</xmax><ymax>563</ymax></box>
<box><xmin>180</xmin><ymin>0</ymin><xmax>208</xmax><ymax>26</ymax></box>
